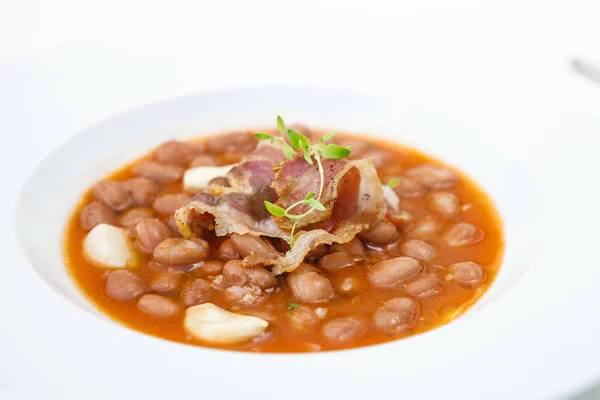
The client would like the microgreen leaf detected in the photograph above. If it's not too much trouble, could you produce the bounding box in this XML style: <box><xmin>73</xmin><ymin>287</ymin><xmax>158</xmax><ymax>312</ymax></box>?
<box><xmin>303</xmin><ymin>150</ymin><xmax>314</xmax><ymax>165</ymax></box>
<box><xmin>387</xmin><ymin>178</ymin><xmax>400</xmax><ymax>188</ymax></box>
<box><xmin>277</xmin><ymin>116</ymin><xmax>286</xmax><ymax>135</ymax></box>
<box><xmin>304</xmin><ymin>191</ymin><xmax>316</xmax><ymax>200</ymax></box>
<box><xmin>282</xmin><ymin>144</ymin><xmax>295</xmax><ymax>160</ymax></box>
<box><xmin>287</xmin><ymin>302</ymin><xmax>299</xmax><ymax>311</ymax></box>
<box><xmin>305</xmin><ymin>198</ymin><xmax>326</xmax><ymax>211</ymax></box>
<box><xmin>255</xmin><ymin>133</ymin><xmax>274</xmax><ymax>141</ymax></box>
<box><xmin>264</xmin><ymin>201</ymin><xmax>286</xmax><ymax>217</ymax></box>
<box><xmin>322</xmin><ymin>132</ymin><xmax>336</xmax><ymax>141</ymax></box>
<box><xmin>287</xmin><ymin>129</ymin><xmax>310</xmax><ymax>151</ymax></box>
<box><xmin>322</xmin><ymin>143</ymin><xmax>351</xmax><ymax>159</ymax></box>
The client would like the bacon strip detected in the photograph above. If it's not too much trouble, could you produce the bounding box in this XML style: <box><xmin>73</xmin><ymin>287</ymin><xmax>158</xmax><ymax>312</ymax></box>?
<box><xmin>175</xmin><ymin>145</ymin><xmax>386</xmax><ymax>274</ymax></box>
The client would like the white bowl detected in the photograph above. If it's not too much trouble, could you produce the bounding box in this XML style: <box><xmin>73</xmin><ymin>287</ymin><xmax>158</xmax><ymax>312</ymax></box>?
<box><xmin>14</xmin><ymin>87</ymin><xmax>589</xmax><ymax>399</ymax></box>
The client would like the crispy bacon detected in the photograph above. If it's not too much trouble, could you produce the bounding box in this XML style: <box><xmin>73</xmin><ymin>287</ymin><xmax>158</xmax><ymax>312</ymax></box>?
<box><xmin>174</xmin><ymin>143</ymin><xmax>386</xmax><ymax>274</ymax></box>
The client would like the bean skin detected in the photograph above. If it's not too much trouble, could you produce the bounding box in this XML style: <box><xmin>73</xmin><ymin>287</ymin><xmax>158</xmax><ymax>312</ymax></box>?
<box><xmin>153</xmin><ymin>140</ymin><xmax>196</xmax><ymax>165</ymax></box>
<box><xmin>322</xmin><ymin>317</ymin><xmax>366</xmax><ymax>344</ymax></box>
<box><xmin>137</xmin><ymin>294</ymin><xmax>181</xmax><ymax>317</ymax></box>
<box><xmin>229</xmin><ymin>234</ymin><xmax>281</xmax><ymax>258</ymax></box>
<box><xmin>119</xmin><ymin>207</ymin><xmax>153</xmax><ymax>227</ymax></box>
<box><xmin>152</xmin><ymin>193</ymin><xmax>191</xmax><ymax>215</ymax></box>
<box><xmin>450</xmin><ymin>262</ymin><xmax>486</xmax><ymax>286</ymax></box>
<box><xmin>357</xmin><ymin>221</ymin><xmax>400</xmax><ymax>245</ymax></box>
<box><xmin>152</xmin><ymin>238</ymin><xmax>210</xmax><ymax>265</ymax></box>
<box><xmin>287</xmin><ymin>264</ymin><xmax>334</xmax><ymax>303</ymax></box>
<box><xmin>444</xmin><ymin>223</ymin><xmax>484</xmax><ymax>247</ymax></box>
<box><xmin>181</xmin><ymin>278</ymin><xmax>211</xmax><ymax>306</ymax></box>
<box><xmin>133</xmin><ymin>218</ymin><xmax>173</xmax><ymax>254</ymax></box>
<box><xmin>105</xmin><ymin>270</ymin><xmax>148</xmax><ymax>301</ymax></box>
<box><xmin>368</xmin><ymin>257</ymin><xmax>423</xmax><ymax>287</ymax></box>
<box><xmin>131</xmin><ymin>161</ymin><xmax>184</xmax><ymax>184</ymax></box>
<box><xmin>373</xmin><ymin>298</ymin><xmax>420</xmax><ymax>333</ymax></box>
<box><xmin>124</xmin><ymin>177</ymin><xmax>159</xmax><ymax>206</ymax></box>
<box><xmin>400</xmin><ymin>239</ymin><xmax>437</xmax><ymax>260</ymax></box>
<box><xmin>80</xmin><ymin>201</ymin><xmax>116</xmax><ymax>230</ymax></box>
<box><xmin>93</xmin><ymin>180</ymin><xmax>132</xmax><ymax>211</ymax></box>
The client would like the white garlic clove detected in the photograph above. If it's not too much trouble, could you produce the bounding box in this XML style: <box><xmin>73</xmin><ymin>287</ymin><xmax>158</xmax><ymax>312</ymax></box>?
<box><xmin>82</xmin><ymin>223</ymin><xmax>133</xmax><ymax>268</ymax></box>
<box><xmin>183</xmin><ymin>165</ymin><xmax>233</xmax><ymax>192</ymax></box>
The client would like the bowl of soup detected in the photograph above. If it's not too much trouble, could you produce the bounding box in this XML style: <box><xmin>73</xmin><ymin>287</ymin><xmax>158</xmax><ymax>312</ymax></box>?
<box><xmin>16</xmin><ymin>86</ymin><xmax>549</xmax><ymax>398</ymax></box>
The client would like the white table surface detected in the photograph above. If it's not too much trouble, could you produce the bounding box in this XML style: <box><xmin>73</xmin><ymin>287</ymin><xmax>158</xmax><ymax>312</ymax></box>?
<box><xmin>1</xmin><ymin>1</ymin><xmax>600</xmax><ymax>399</ymax></box>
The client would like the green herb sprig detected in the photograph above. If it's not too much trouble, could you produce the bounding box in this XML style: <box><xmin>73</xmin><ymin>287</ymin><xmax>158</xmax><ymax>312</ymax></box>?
<box><xmin>386</xmin><ymin>178</ymin><xmax>399</xmax><ymax>188</ymax></box>
<box><xmin>254</xmin><ymin>116</ymin><xmax>351</xmax><ymax>246</ymax></box>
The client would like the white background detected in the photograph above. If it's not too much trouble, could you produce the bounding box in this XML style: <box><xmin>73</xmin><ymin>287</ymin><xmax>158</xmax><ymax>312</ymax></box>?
<box><xmin>1</xmin><ymin>1</ymin><xmax>600</xmax><ymax>399</ymax></box>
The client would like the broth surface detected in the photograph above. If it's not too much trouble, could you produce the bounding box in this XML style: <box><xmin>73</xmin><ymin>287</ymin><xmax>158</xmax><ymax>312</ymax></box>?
<box><xmin>64</xmin><ymin>128</ymin><xmax>503</xmax><ymax>352</ymax></box>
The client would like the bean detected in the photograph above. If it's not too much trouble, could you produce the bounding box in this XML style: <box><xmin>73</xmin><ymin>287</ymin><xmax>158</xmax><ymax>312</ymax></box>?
<box><xmin>393</xmin><ymin>177</ymin><xmax>427</xmax><ymax>198</ymax></box>
<box><xmin>406</xmin><ymin>164</ymin><xmax>458</xmax><ymax>189</ymax></box>
<box><xmin>444</xmin><ymin>223</ymin><xmax>484</xmax><ymax>247</ymax></box>
<box><xmin>153</xmin><ymin>238</ymin><xmax>209</xmax><ymax>265</ymax></box>
<box><xmin>450</xmin><ymin>262</ymin><xmax>486</xmax><ymax>285</ymax></box>
<box><xmin>137</xmin><ymin>294</ymin><xmax>180</xmax><ymax>317</ymax></box>
<box><xmin>368</xmin><ymin>257</ymin><xmax>423</xmax><ymax>287</ymax></box>
<box><xmin>105</xmin><ymin>270</ymin><xmax>148</xmax><ymax>301</ymax></box>
<box><xmin>329</xmin><ymin>237</ymin><xmax>366</xmax><ymax>259</ymax></box>
<box><xmin>119</xmin><ymin>207</ymin><xmax>153</xmax><ymax>227</ymax></box>
<box><xmin>222</xmin><ymin>260</ymin><xmax>278</xmax><ymax>289</ymax></box>
<box><xmin>131</xmin><ymin>161</ymin><xmax>184</xmax><ymax>184</ymax></box>
<box><xmin>427</xmin><ymin>192</ymin><xmax>460</xmax><ymax>214</ymax></box>
<box><xmin>216</xmin><ymin>239</ymin><xmax>240</xmax><ymax>261</ymax></box>
<box><xmin>152</xmin><ymin>193</ymin><xmax>191</xmax><ymax>215</ymax></box>
<box><xmin>93</xmin><ymin>180</ymin><xmax>132</xmax><ymax>211</ymax></box>
<box><xmin>206</xmin><ymin>132</ymin><xmax>257</xmax><ymax>153</ymax></box>
<box><xmin>322</xmin><ymin>317</ymin><xmax>366</xmax><ymax>344</ymax></box>
<box><xmin>287</xmin><ymin>305</ymin><xmax>318</xmax><ymax>330</ymax></box>
<box><xmin>408</xmin><ymin>217</ymin><xmax>444</xmax><ymax>239</ymax></box>
<box><xmin>124</xmin><ymin>177</ymin><xmax>159</xmax><ymax>206</ymax></box>
<box><xmin>400</xmin><ymin>239</ymin><xmax>437</xmax><ymax>260</ymax></box>
<box><xmin>229</xmin><ymin>234</ymin><xmax>281</xmax><ymax>258</ymax></box>
<box><xmin>192</xmin><ymin>260</ymin><xmax>224</xmax><ymax>277</ymax></box>
<box><xmin>357</xmin><ymin>221</ymin><xmax>400</xmax><ymax>245</ymax></box>
<box><xmin>80</xmin><ymin>201</ymin><xmax>116</xmax><ymax>230</ymax></box>
<box><xmin>150</xmin><ymin>273</ymin><xmax>182</xmax><ymax>294</ymax></box>
<box><xmin>181</xmin><ymin>278</ymin><xmax>211</xmax><ymax>306</ymax></box>
<box><xmin>373</xmin><ymin>298</ymin><xmax>419</xmax><ymax>333</ymax></box>
<box><xmin>153</xmin><ymin>140</ymin><xmax>196</xmax><ymax>165</ymax></box>
<box><xmin>287</xmin><ymin>264</ymin><xmax>334</xmax><ymax>303</ymax></box>
<box><xmin>319</xmin><ymin>252</ymin><xmax>354</xmax><ymax>271</ymax></box>
<box><xmin>189</xmin><ymin>154</ymin><xmax>223</xmax><ymax>167</ymax></box>
<box><xmin>133</xmin><ymin>218</ymin><xmax>172</xmax><ymax>254</ymax></box>
<box><xmin>406</xmin><ymin>274</ymin><xmax>442</xmax><ymax>297</ymax></box>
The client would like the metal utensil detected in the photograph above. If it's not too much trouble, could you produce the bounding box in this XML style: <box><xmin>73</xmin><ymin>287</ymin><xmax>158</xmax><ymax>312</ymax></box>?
<box><xmin>572</xmin><ymin>58</ymin><xmax>600</xmax><ymax>85</ymax></box>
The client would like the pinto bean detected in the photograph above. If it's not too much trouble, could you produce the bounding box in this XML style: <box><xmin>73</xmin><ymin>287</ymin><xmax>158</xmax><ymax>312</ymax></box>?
<box><xmin>444</xmin><ymin>223</ymin><xmax>484</xmax><ymax>247</ymax></box>
<box><xmin>357</xmin><ymin>221</ymin><xmax>400</xmax><ymax>245</ymax></box>
<box><xmin>322</xmin><ymin>317</ymin><xmax>366</xmax><ymax>344</ymax></box>
<box><xmin>319</xmin><ymin>252</ymin><xmax>354</xmax><ymax>271</ymax></box>
<box><xmin>373</xmin><ymin>298</ymin><xmax>419</xmax><ymax>333</ymax></box>
<box><xmin>154</xmin><ymin>140</ymin><xmax>196</xmax><ymax>165</ymax></box>
<box><xmin>329</xmin><ymin>237</ymin><xmax>366</xmax><ymax>259</ymax></box>
<box><xmin>222</xmin><ymin>260</ymin><xmax>278</xmax><ymax>289</ymax></box>
<box><xmin>80</xmin><ymin>201</ymin><xmax>116</xmax><ymax>230</ymax></box>
<box><xmin>93</xmin><ymin>180</ymin><xmax>131</xmax><ymax>211</ymax></box>
<box><xmin>192</xmin><ymin>260</ymin><xmax>224</xmax><ymax>277</ymax></box>
<box><xmin>408</xmin><ymin>217</ymin><xmax>444</xmax><ymax>239</ymax></box>
<box><xmin>152</xmin><ymin>238</ymin><xmax>209</xmax><ymax>265</ymax></box>
<box><xmin>189</xmin><ymin>154</ymin><xmax>223</xmax><ymax>167</ymax></box>
<box><xmin>181</xmin><ymin>278</ymin><xmax>211</xmax><ymax>306</ymax></box>
<box><xmin>427</xmin><ymin>192</ymin><xmax>460</xmax><ymax>214</ymax></box>
<box><xmin>229</xmin><ymin>234</ymin><xmax>281</xmax><ymax>258</ymax></box>
<box><xmin>131</xmin><ymin>161</ymin><xmax>184</xmax><ymax>184</ymax></box>
<box><xmin>206</xmin><ymin>132</ymin><xmax>258</xmax><ymax>153</ymax></box>
<box><xmin>406</xmin><ymin>274</ymin><xmax>442</xmax><ymax>297</ymax></box>
<box><xmin>287</xmin><ymin>264</ymin><xmax>334</xmax><ymax>303</ymax></box>
<box><xmin>223</xmin><ymin>285</ymin><xmax>264</xmax><ymax>306</ymax></box>
<box><xmin>393</xmin><ymin>177</ymin><xmax>427</xmax><ymax>198</ymax></box>
<box><xmin>105</xmin><ymin>270</ymin><xmax>148</xmax><ymax>301</ymax></box>
<box><xmin>368</xmin><ymin>257</ymin><xmax>423</xmax><ymax>287</ymax></box>
<box><xmin>400</xmin><ymin>239</ymin><xmax>437</xmax><ymax>260</ymax></box>
<box><xmin>216</xmin><ymin>239</ymin><xmax>240</xmax><ymax>261</ymax></box>
<box><xmin>133</xmin><ymin>218</ymin><xmax>172</xmax><ymax>253</ymax></box>
<box><xmin>152</xmin><ymin>193</ymin><xmax>191</xmax><ymax>215</ymax></box>
<box><xmin>287</xmin><ymin>305</ymin><xmax>318</xmax><ymax>330</ymax></box>
<box><xmin>406</xmin><ymin>164</ymin><xmax>458</xmax><ymax>189</ymax></box>
<box><xmin>124</xmin><ymin>177</ymin><xmax>159</xmax><ymax>206</ymax></box>
<box><xmin>137</xmin><ymin>294</ymin><xmax>181</xmax><ymax>317</ymax></box>
<box><xmin>165</xmin><ymin>215</ymin><xmax>183</xmax><ymax>237</ymax></box>
<box><xmin>150</xmin><ymin>273</ymin><xmax>182</xmax><ymax>293</ymax></box>
<box><xmin>119</xmin><ymin>207</ymin><xmax>153</xmax><ymax>227</ymax></box>
<box><xmin>450</xmin><ymin>262</ymin><xmax>486</xmax><ymax>286</ymax></box>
